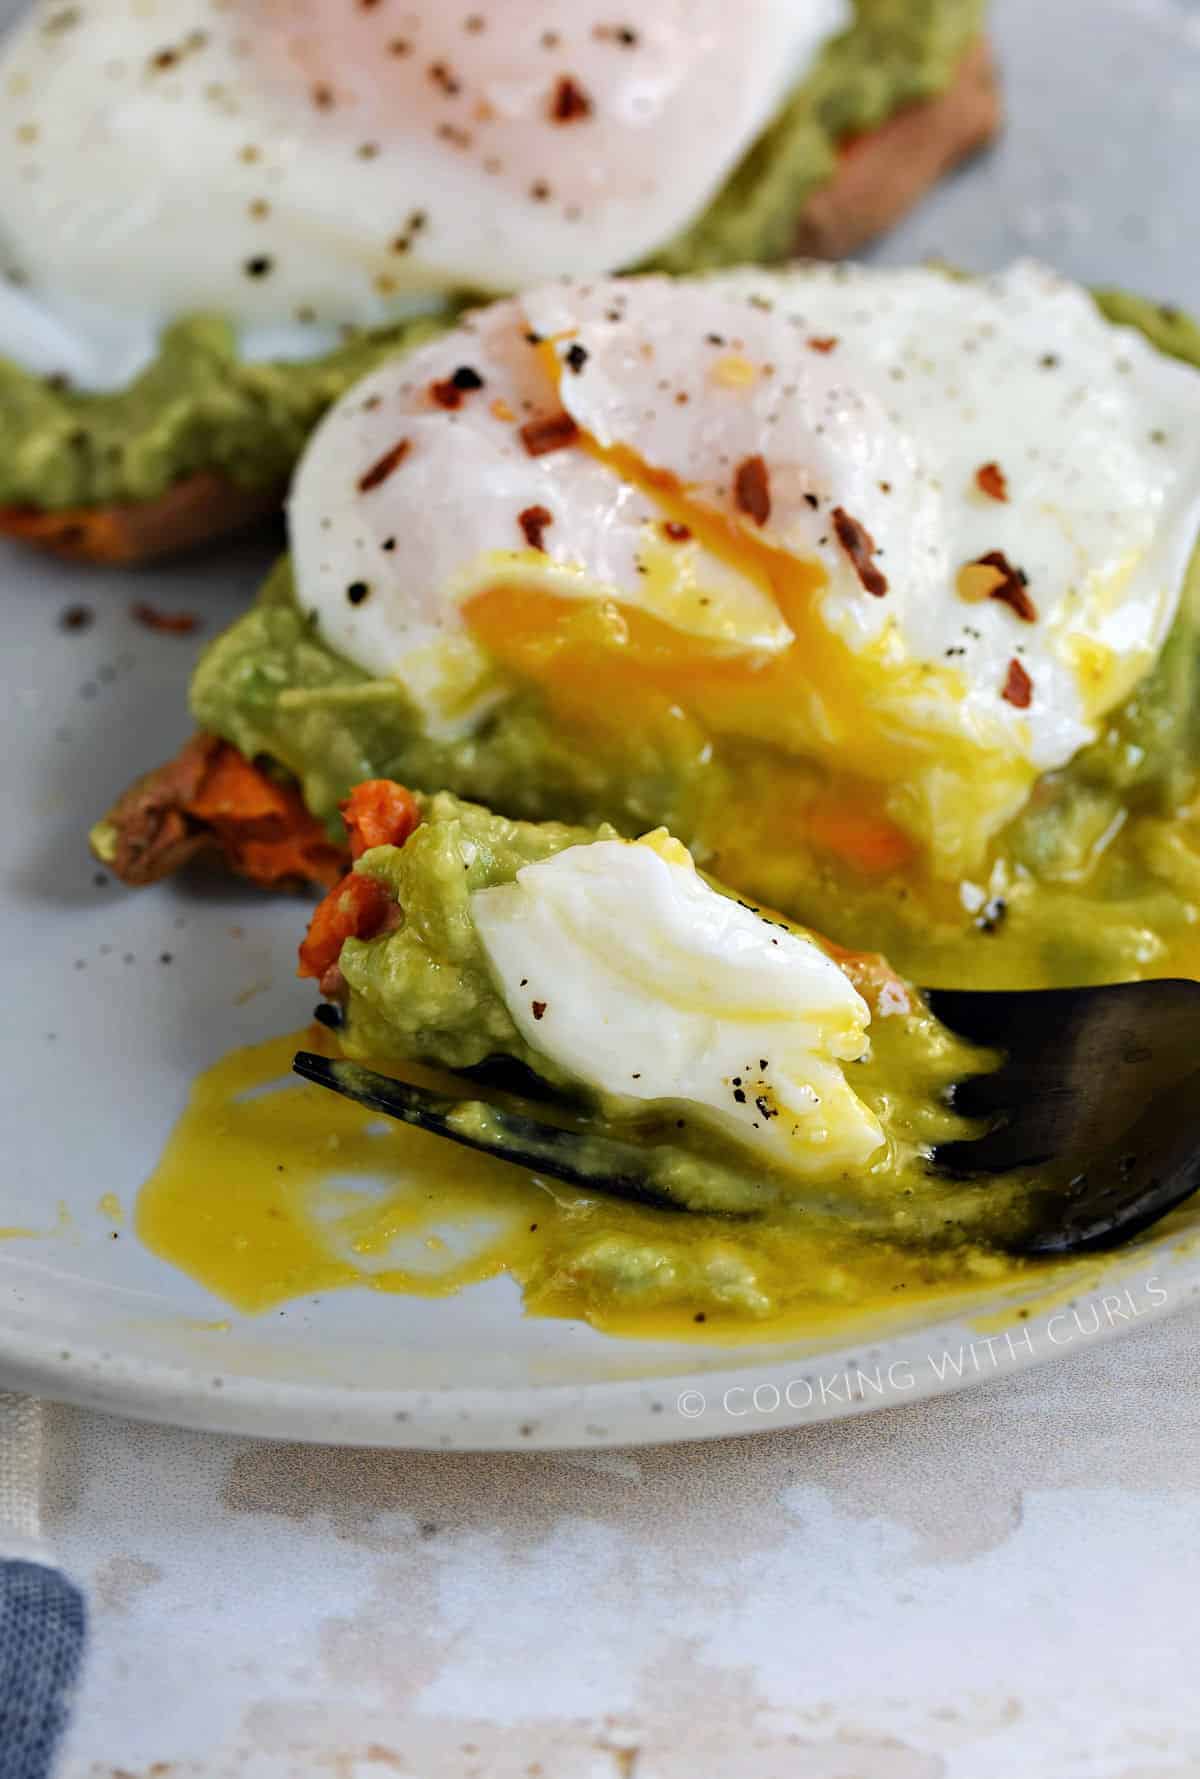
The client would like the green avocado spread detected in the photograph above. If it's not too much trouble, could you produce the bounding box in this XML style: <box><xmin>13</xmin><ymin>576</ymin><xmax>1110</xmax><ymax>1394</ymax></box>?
<box><xmin>191</xmin><ymin>554</ymin><xmax>718</xmax><ymax>839</ymax></box>
<box><xmin>647</xmin><ymin>0</ymin><xmax>987</xmax><ymax>275</ymax></box>
<box><xmin>0</xmin><ymin>313</ymin><xmax>451</xmax><ymax>510</ymax></box>
<box><xmin>1</xmin><ymin>0</ymin><xmax>983</xmax><ymax>511</ymax></box>
<box><xmin>189</xmin><ymin>287</ymin><xmax>1200</xmax><ymax>999</ymax></box>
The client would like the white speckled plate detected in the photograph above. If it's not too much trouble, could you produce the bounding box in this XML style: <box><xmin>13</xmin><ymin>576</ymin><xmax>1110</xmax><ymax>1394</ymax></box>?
<box><xmin>4</xmin><ymin>0</ymin><xmax>1200</xmax><ymax>1449</ymax></box>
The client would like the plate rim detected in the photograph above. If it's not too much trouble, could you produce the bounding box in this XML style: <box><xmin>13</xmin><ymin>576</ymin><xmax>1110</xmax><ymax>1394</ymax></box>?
<box><xmin>2</xmin><ymin>1233</ymin><xmax>1193</xmax><ymax>1448</ymax></box>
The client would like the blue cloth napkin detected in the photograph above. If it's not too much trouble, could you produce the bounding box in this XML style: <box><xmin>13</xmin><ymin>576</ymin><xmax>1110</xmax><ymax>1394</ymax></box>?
<box><xmin>0</xmin><ymin>1560</ymin><xmax>86</xmax><ymax>1779</ymax></box>
<box><xmin>0</xmin><ymin>1397</ymin><xmax>86</xmax><ymax>1779</ymax></box>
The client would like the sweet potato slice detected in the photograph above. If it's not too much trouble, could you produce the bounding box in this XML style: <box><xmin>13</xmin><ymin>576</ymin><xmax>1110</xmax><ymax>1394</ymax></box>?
<box><xmin>0</xmin><ymin>471</ymin><xmax>280</xmax><ymax>566</ymax></box>
<box><xmin>794</xmin><ymin>39</ymin><xmax>1002</xmax><ymax>260</ymax></box>
<box><xmin>820</xmin><ymin>938</ymin><xmax>914</xmax><ymax>1018</ymax></box>
<box><xmin>340</xmin><ymin>780</ymin><xmax>422</xmax><ymax>859</ymax></box>
<box><xmin>297</xmin><ymin>871</ymin><xmax>396</xmax><ymax>981</ymax></box>
<box><xmin>90</xmin><ymin>733</ymin><xmax>346</xmax><ymax>890</ymax></box>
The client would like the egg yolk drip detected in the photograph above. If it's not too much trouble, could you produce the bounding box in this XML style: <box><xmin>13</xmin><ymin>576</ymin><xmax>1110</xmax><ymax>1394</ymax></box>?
<box><xmin>463</xmin><ymin>344</ymin><xmax>1038</xmax><ymax>882</ymax></box>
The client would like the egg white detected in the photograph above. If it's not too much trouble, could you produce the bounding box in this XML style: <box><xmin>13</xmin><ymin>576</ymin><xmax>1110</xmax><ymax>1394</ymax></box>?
<box><xmin>471</xmin><ymin>833</ymin><xmax>883</xmax><ymax>1179</ymax></box>
<box><xmin>0</xmin><ymin>0</ymin><xmax>846</xmax><ymax>389</ymax></box>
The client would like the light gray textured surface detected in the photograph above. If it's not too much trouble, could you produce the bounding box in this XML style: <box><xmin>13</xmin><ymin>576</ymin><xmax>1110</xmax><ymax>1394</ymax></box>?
<box><xmin>47</xmin><ymin>1303</ymin><xmax>1200</xmax><ymax>1779</ymax></box>
<box><xmin>9</xmin><ymin>0</ymin><xmax>1200</xmax><ymax>1771</ymax></box>
<box><xmin>871</xmin><ymin>0</ymin><xmax>1200</xmax><ymax>300</ymax></box>
<box><xmin>0</xmin><ymin>1394</ymin><xmax>44</xmax><ymax>1560</ymax></box>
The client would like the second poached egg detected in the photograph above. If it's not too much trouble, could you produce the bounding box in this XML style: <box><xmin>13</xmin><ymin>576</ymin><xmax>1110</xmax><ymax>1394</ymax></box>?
<box><xmin>0</xmin><ymin>0</ymin><xmax>847</xmax><ymax>389</ymax></box>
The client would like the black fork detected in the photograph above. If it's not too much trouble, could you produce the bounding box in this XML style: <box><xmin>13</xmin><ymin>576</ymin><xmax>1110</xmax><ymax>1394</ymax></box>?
<box><xmin>295</xmin><ymin>978</ymin><xmax>1200</xmax><ymax>1257</ymax></box>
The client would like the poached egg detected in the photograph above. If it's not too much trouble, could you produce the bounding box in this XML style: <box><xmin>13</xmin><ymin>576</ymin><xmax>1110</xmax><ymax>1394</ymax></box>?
<box><xmin>0</xmin><ymin>0</ymin><xmax>847</xmax><ymax>391</ymax></box>
<box><xmin>291</xmin><ymin>262</ymin><xmax>1200</xmax><ymax>875</ymax></box>
<box><xmin>470</xmin><ymin>830</ymin><xmax>883</xmax><ymax>1178</ymax></box>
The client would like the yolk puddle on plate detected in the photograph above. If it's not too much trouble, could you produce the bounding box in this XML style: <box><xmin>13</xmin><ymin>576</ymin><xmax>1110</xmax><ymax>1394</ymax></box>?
<box><xmin>0</xmin><ymin>1202</ymin><xmax>72</xmax><ymax>1242</ymax></box>
<box><xmin>136</xmin><ymin>1027</ymin><xmax>535</xmax><ymax>1312</ymax></box>
<box><xmin>134</xmin><ymin>1026</ymin><xmax>1120</xmax><ymax>1344</ymax></box>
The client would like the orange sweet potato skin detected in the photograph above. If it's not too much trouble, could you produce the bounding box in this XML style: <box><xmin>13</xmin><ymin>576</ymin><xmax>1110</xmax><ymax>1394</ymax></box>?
<box><xmin>0</xmin><ymin>471</ymin><xmax>280</xmax><ymax>565</ymax></box>
<box><xmin>297</xmin><ymin>871</ymin><xmax>397</xmax><ymax>982</ymax></box>
<box><xmin>794</xmin><ymin>40</ymin><xmax>1001</xmax><ymax>260</ymax></box>
<box><xmin>90</xmin><ymin>733</ymin><xmax>346</xmax><ymax>891</ymax></box>
<box><xmin>340</xmin><ymin>780</ymin><xmax>422</xmax><ymax>860</ymax></box>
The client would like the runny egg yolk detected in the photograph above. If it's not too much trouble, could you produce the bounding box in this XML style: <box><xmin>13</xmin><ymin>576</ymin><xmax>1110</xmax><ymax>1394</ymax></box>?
<box><xmin>462</xmin><ymin>344</ymin><xmax>1036</xmax><ymax>883</ymax></box>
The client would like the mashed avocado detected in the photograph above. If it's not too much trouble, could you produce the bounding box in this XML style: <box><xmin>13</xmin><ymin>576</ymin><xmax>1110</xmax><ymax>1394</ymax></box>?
<box><xmin>332</xmin><ymin>791</ymin><xmax>1004</xmax><ymax>1236</ymax></box>
<box><xmin>188</xmin><ymin>287</ymin><xmax>1200</xmax><ymax>996</ymax></box>
<box><xmin>190</xmin><ymin>555</ymin><xmax>720</xmax><ymax>839</ymax></box>
<box><xmin>1</xmin><ymin>0</ymin><xmax>983</xmax><ymax>511</ymax></box>
<box><xmin>0</xmin><ymin>312</ymin><xmax>451</xmax><ymax>511</ymax></box>
<box><xmin>647</xmin><ymin>0</ymin><xmax>987</xmax><ymax>274</ymax></box>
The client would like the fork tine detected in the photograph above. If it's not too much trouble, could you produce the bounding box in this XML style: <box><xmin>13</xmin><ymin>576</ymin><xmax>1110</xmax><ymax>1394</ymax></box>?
<box><xmin>923</xmin><ymin>986</ymin><xmax>1090</xmax><ymax>1044</ymax></box>
<box><xmin>928</xmin><ymin>979</ymin><xmax>1200</xmax><ymax>1252</ymax></box>
<box><xmin>456</xmin><ymin>1054</ymin><xmax>565</xmax><ymax>1104</ymax></box>
<box><xmin>1020</xmin><ymin>1068</ymin><xmax>1200</xmax><ymax>1254</ymax></box>
<box><xmin>931</xmin><ymin>1128</ymin><xmax>1056</xmax><ymax>1177</ymax></box>
<box><xmin>292</xmin><ymin>1051</ymin><xmax>683</xmax><ymax>1210</ymax></box>
<box><xmin>947</xmin><ymin>1065</ymin><xmax>1032</xmax><ymax>1121</ymax></box>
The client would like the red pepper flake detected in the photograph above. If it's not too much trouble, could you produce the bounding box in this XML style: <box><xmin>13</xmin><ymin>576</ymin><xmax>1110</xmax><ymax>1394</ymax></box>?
<box><xmin>520</xmin><ymin>411</ymin><xmax>580</xmax><ymax>457</ymax></box>
<box><xmin>430</xmin><ymin>377</ymin><xmax>465</xmax><ymax>410</ymax></box>
<box><xmin>808</xmin><ymin>335</ymin><xmax>839</xmax><ymax>354</ymax></box>
<box><xmin>733</xmin><ymin>454</ymin><xmax>771</xmax><ymax>526</ymax></box>
<box><xmin>975</xmin><ymin>549</ymin><xmax>1036</xmax><ymax>622</ymax></box>
<box><xmin>550</xmin><ymin>75</ymin><xmax>593</xmax><ymax>122</ymax></box>
<box><xmin>1002</xmin><ymin>657</ymin><xmax>1033</xmax><ymax>708</ymax></box>
<box><xmin>531</xmin><ymin>1000</ymin><xmax>547</xmax><ymax>1020</ymax></box>
<box><xmin>59</xmin><ymin>604</ymin><xmax>93</xmax><ymax>633</ymax></box>
<box><xmin>832</xmin><ymin>507</ymin><xmax>888</xmax><ymax>597</ymax></box>
<box><xmin>593</xmin><ymin>22</ymin><xmax>639</xmax><ymax>46</ymax></box>
<box><xmin>311</xmin><ymin>82</ymin><xmax>335</xmax><ymax>109</ymax></box>
<box><xmin>975</xmin><ymin>461</ymin><xmax>1009</xmax><ymax>502</ymax></box>
<box><xmin>662</xmin><ymin>521</ymin><xmax>691</xmax><ymax>542</ymax></box>
<box><xmin>518</xmin><ymin>505</ymin><xmax>553</xmax><ymax>551</ymax></box>
<box><xmin>129</xmin><ymin>602</ymin><xmax>199</xmax><ymax>635</ymax></box>
<box><xmin>357</xmin><ymin>438</ymin><xmax>411</xmax><ymax>493</ymax></box>
<box><xmin>429</xmin><ymin>60</ymin><xmax>461</xmax><ymax>96</ymax></box>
